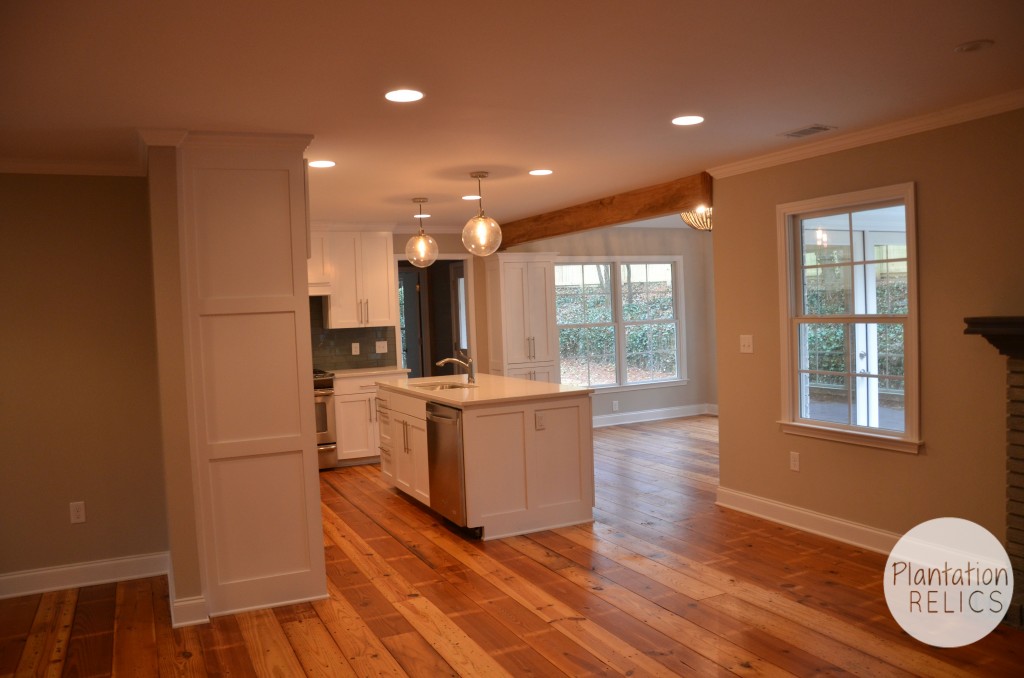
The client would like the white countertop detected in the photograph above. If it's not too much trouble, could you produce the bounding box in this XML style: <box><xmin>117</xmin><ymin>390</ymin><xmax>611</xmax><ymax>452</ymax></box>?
<box><xmin>376</xmin><ymin>373</ymin><xmax>593</xmax><ymax>408</ymax></box>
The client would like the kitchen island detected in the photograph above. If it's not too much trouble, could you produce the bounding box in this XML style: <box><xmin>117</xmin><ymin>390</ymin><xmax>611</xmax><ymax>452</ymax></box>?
<box><xmin>375</xmin><ymin>373</ymin><xmax>594</xmax><ymax>539</ymax></box>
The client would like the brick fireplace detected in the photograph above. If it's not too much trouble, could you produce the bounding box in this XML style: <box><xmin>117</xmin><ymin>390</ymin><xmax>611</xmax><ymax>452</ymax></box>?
<box><xmin>964</xmin><ymin>316</ymin><xmax>1024</xmax><ymax>628</ymax></box>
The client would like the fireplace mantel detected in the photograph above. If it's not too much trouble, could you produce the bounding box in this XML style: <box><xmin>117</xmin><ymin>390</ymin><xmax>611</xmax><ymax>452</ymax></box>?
<box><xmin>964</xmin><ymin>316</ymin><xmax>1024</xmax><ymax>359</ymax></box>
<box><xmin>965</xmin><ymin>315</ymin><xmax>1024</xmax><ymax>628</ymax></box>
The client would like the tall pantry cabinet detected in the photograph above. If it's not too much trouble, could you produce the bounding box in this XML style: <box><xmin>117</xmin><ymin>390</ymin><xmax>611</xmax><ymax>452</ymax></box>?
<box><xmin>485</xmin><ymin>253</ymin><xmax>560</xmax><ymax>383</ymax></box>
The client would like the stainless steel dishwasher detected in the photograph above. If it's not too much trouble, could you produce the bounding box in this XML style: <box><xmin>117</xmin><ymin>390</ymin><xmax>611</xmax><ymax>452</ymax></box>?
<box><xmin>425</xmin><ymin>402</ymin><xmax>467</xmax><ymax>527</ymax></box>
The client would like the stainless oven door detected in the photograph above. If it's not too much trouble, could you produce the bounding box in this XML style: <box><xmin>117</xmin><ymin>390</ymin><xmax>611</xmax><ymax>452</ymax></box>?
<box><xmin>314</xmin><ymin>388</ymin><xmax>336</xmax><ymax>447</ymax></box>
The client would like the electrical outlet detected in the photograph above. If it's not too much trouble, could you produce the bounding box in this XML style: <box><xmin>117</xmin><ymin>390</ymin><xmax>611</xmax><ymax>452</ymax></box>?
<box><xmin>612</xmin><ymin>400</ymin><xmax>619</xmax><ymax>412</ymax></box>
<box><xmin>740</xmin><ymin>334</ymin><xmax>754</xmax><ymax>354</ymax></box>
<box><xmin>535</xmin><ymin>412</ymin><xmax>546</xmax><ymax>431</ymax></box>
<box><xmin>70</xmin><ymin>501</ymin><xmax>86</xmax><ymax>524</ymax></box>
<box><xmin>351</xmin><ymin>342</ymin><xmax>360</xmax><ymax>355</ymax></box>
<box><xmin>375</xmin><ymin>340</ymin><xmax>388</xmax><ymax>354</ymax></box>
<box><xmin>789</xmin><ymin>451</ymin><xmax>800</xmax><ymax>472</ymax></box>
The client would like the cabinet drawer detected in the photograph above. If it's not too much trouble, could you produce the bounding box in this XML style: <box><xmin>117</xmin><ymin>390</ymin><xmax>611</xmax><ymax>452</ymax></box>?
<box><xmin>389</xmin><ymin>391</ymin><xmax>426</xmax><ymax>419</ymax></box>
<box><xmin>333</xmin><ymin>375</ymin><xmax>380</xmax><ymax>395</ymax></box>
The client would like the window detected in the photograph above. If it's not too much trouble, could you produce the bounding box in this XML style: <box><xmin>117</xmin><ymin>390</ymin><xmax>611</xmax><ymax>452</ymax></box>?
<box><xmin>777</xmin><ymin>183</ymin><xmax>920</xmax><ymax>452</ymax></box>
<box><xmin>556</xmin><ymin>259</ymin><xmax>683</xmax><ymax>388</ymax></box>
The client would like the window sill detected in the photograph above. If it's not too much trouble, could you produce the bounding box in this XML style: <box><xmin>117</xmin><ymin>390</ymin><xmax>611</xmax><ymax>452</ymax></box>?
<box><xmin>779</xmin><ymin>421</ymin><xmax>923</xmax><ymax>454</ymax></box>
<box><xmin>588</xmin><ymin>378</ymin><xmax>689</xmax><ymax>394</ymax></box>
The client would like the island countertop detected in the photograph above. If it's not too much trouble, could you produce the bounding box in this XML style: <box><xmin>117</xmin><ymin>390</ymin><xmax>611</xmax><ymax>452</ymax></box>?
<box><xmin>375</xmin><ymin>372</ymin><xmax>593</xmax><ymax>408</ymax></box>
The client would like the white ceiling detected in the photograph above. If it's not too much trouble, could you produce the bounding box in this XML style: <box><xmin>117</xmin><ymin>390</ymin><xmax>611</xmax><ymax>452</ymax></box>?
<box><xmin>2</xmin><ymin>1</ymin><xmax>1022</xmax><ymax>233</ymax></box>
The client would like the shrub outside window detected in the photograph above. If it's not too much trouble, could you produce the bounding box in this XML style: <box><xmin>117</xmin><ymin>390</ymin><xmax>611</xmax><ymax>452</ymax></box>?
<box><xmin>777</xmin><ymin>183</ymin><xmax>920</xmax><ymax>452</ymax></box>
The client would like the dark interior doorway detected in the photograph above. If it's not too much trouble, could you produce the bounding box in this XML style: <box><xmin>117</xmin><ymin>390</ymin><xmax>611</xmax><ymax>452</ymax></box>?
<box><xmin>398</xmin><ymin>260</ymin><xmax>468</xmax><ymax>378</ymax></box>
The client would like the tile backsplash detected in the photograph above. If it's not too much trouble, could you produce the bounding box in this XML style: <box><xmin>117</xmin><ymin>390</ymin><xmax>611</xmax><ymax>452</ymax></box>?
<box><xmin>309</xmin><ymin>297</ymin><xmax>397</xmax><ymax>371</ymax></box>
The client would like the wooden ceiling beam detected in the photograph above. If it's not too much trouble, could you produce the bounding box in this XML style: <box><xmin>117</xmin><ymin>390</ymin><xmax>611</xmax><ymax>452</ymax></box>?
<box><xmin>498</xmin><ymin>171</ymin><xmax>712</xmax><ymax>249</ymax></box>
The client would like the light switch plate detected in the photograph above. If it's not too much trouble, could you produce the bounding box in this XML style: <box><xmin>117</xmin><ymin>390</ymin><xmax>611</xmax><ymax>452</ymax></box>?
<box><xmin>351</xmin><ymin>342</ymin><xmax>360</xmax><ymax>355</ymax></box>
<box><xmin>375</xmin><ymin>340</ymin><xmax>388</xmax><ymax>354</ymax></box>
<box><xmin>739</xmin><ymin>334</ymin><xmax>754</xmax><ymax>354</ymax></box>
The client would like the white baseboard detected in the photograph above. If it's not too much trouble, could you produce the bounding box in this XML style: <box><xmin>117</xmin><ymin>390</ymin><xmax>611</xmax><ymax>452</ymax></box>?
<box><xmin>170</xmin><ymin>595</ymin><xmax>210</xmax><ymax>627</ymax></box>
<box><xmin>166</xmin><ymin>570</ymin><xmax>209</xmax><ymax>627</ymax></box>
<box><xmin>0</xmin><ymin>552</ymin><xmax>170</xmax><ymax>599</ymax></box>
<box><xmin>715</xmin><ymin>487</ymin><xmax>900</xmax><ymax>555</ymax></box>
<box><xmin>593</xmin><ymin>403</ymin><xmax>717</xmax><ymax>428</ymax></box>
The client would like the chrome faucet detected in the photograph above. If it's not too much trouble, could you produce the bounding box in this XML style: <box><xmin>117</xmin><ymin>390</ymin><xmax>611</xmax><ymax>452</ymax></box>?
<box><xmin>436</xmin><ymin>356</ymin><xmax>475</xmax><ymax>383</ymax></box>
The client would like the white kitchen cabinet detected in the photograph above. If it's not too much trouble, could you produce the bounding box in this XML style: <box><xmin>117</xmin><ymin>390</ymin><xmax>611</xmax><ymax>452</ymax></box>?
<box><xmin>334</xmin><ymin>392</ymin><xmax>377</xmax><ymax>461</ymax></box>
<box><xmin>315</xmin><ymin>231</ymin><xmax>398</xmax><ymax>328</ymax></box>
<box><xmin>306</xmin><ymin>231</ymin><xmax>333</xmax><ymax>294</ymax></box>
<box><xmin>390</xmin><ymin>392</ymin><xmax>429</xmax><ymax>505</ymax></box>
<box><xmin>332</xmin><ymin>371</ymin><xmax>414</xmax><ymax>465</ymax></box>
<box><xmin>486</xmin><ymin>253</ymin><xmax>559</xmax><ymax>380</ymax></box>
<box><xmin>376</xmin><ymin>392</ymin><xmax>394</xmax><ymax>485</ymax></box>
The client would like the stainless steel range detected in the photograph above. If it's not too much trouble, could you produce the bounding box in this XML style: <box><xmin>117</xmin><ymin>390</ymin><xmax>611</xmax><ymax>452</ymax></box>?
<box><xmin>313</xmin><ymin>369</ymin><xmax>337</xmax><ymax>469</ymax></box>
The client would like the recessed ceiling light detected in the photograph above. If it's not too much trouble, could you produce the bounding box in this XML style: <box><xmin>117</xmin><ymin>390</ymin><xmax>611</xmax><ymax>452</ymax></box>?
<box><xmin>385</xmin><ymin>89</ymin><xmax>424</xmax><ymax>103</ymax></box>
<box><xmin>529</xmin><ymin>169</ymin><xmax>553</xmax><ymax>176</ymax></box>
<box><xmin>672</xmin><ymin>115</ymin><xmax>704</xmax><ymax>126</ymax></box>
<box><xmin>308</xmin><ymin>160</ymin><xmax>335</xmax><ymax>168</ymax></box>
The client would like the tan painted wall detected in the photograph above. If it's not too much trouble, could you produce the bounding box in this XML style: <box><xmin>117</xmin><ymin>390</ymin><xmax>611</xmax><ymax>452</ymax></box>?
<box><xmin>0</xmin><ymin>173</ymin><xmax>168</xmax><ymax>573</ymax></box>
<box><xmin>509</xmin><ymin>224</ymin><xmax>717</xmax><ymax>417</ymax></box>
<box><xmin>713</xmin><ymin>109</ymin><xmax>1024</xmax><ymax>539</ymax></box>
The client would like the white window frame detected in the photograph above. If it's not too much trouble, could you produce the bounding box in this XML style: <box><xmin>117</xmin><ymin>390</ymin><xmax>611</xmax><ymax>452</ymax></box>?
<box><xmin>556</xmin><ymin>256</ymin><xmax>687</xmax><ymax>391</ymax></box>
<box><xmin>776</xmin><ymin>183</ymin><xmax>922</xmax><ymax>453</ymax></box>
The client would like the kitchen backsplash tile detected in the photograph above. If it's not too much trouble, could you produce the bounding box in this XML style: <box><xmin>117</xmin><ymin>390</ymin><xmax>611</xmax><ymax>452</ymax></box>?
<box><xmin>309</xmin><ymin>297</ymin><xmax>397</xmax><ymax>371</ymax></box>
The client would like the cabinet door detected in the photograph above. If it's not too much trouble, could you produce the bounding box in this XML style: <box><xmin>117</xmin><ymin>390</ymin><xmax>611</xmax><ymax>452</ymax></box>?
<box><xmin>406</xmin><ymin>415</ymin><xmax>430</xmax><ymax>505</ymax></box>
<box><xmin>526</xmin><ymin>262</ymin><xmax>557</xmax><ymax>363</ymax></box>
<box><xmin>502</xmin><ymin>261</ymin><xmax>532</xmax><ymax>364</ymax></box>
<box><xmin>392</xmin><ymin>414</ymin><xmax>414</xmax><ymax>495</ymax></box>
<box><xmin>359</xmin><ymin>232</ymin><xmax>397</xmax><ymax>326</ymax></box>
<box><xmin>307</xmin><ymin>232</ymin><xmax>333</xmax><ymax>293</ymax></box>
<box><xmin>335</xmin><ymin>393</ymin><xmax>377</xmax><ymax>460</ymax></box>
<box><xmin>326</xmin><ymin>232</ymin><xmax>361</xmax><ymax>328</ymax></box>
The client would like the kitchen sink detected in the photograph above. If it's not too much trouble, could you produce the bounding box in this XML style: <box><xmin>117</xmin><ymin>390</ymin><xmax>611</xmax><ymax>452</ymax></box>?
<box><xmin>411</xmin><ymin>382</ymin><xmax>478</xmax><ymax>391</ymax></box>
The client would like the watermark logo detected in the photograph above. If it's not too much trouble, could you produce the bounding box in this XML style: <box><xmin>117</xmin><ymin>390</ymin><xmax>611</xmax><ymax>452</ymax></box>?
<box><xmin>884</xmin><ymin>517</ymin><xmax>1013</xmax><ymax>647</ymax></box>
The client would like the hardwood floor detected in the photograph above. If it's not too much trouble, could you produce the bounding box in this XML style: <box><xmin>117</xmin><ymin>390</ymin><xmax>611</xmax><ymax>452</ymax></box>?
<box><xmin>3</xmin><ymin>416</ymin><xmax>1023</xmax><ymax>676</ymax></box>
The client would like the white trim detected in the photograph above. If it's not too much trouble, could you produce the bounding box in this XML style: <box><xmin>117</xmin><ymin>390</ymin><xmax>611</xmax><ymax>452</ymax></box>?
<box><xmin>710</xmin><ymin>89</ymin><xmax>1024</xmax><ymax>179</ymax></box>
<box><xmin>208</xmin><ymin>592</ymin><xmax>330</xmax><ymax>619</ymax></box>
<box><xmin>780</xmin><ymin>421</ymin><xmax>923</xmax><ymax>454</ymax></box>
<box><xmin>715</xmin><ymin>487</ymin><xmax>900</xmax><ymax>555</ymax></box>
<box><xmin>166</xmin><ymin>570</ymin><xmax>210</xmax><ymax>627</ymax></box>
<box><xmin>0</xmin><ymin>158</ymin><xmax>146</xmax><ymax>177</ymax></box>
<box><xmin>776</xmin><ymin>183</ymin><xmax>920</xmax><ymax>450</ymax></box>
<box><xmin>0</xmin><ymin>552</ymin><xmax>169</xmax><ymax>600</ymax></box>
<box><xmin>170</xmin><ymin>596</ymin><xmax>209</xmax><ymax>628</ymax></box>
<box><xmin>593</xmin><ymin>404</ymin><xmax>717</xmax><ymax>428</ymax></box>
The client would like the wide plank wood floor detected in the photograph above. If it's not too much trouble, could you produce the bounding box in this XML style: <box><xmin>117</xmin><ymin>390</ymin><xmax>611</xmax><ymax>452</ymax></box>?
<box><xmin>3</xmin><ymin>416</ymin><xmax>1023</xmax><ymax>676</ymax></box>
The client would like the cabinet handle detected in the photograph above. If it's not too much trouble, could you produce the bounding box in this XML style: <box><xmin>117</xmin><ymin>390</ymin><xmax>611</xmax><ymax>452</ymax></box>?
<box><xmin>363</xmin><ymin>299</ymin><xmax>369</xmax><ymax>324</ymax></box>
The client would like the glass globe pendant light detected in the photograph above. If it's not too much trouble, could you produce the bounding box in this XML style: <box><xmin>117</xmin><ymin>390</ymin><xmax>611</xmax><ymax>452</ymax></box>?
<box><xmin>405</xmin><ymin>197</ymin><xmax>438</xmax><ymax>268</ymax></box>
<box><xmin>461</xmin><ymin>171</ymin><xmax>502</xmax><ymax>256</ymax></box>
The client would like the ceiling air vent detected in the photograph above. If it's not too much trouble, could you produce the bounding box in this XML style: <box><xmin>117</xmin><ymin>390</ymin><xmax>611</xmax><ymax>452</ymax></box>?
<box><xmin>780</xmin><ymin>123</ymin><xmax>837</xmax><ymax>139</ymax></box>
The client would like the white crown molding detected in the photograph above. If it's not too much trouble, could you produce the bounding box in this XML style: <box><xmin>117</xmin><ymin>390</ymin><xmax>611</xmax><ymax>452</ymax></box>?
<box><xmin>0</xmin><ymin>158</ymin><xmax>146</xmax><ymax>177</ymax></box>
<box><xmin>709</xmin><ymin>88</ymin><xmax>1024</xmax><ymax>179</ymax></box>
<box><xmin>138</xmin><ymin>128</ymin><xmax>189</xmax><ymax>147</ymax></box>
<box><xmin>716</xmin><ymin>487</ymin><xmax>900</xmax><ymax>554</ymax></box>
<box><xmin>181</xmin><ymin>131</ymin><xmax>313</xmax><ymax>151</ymax></box>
